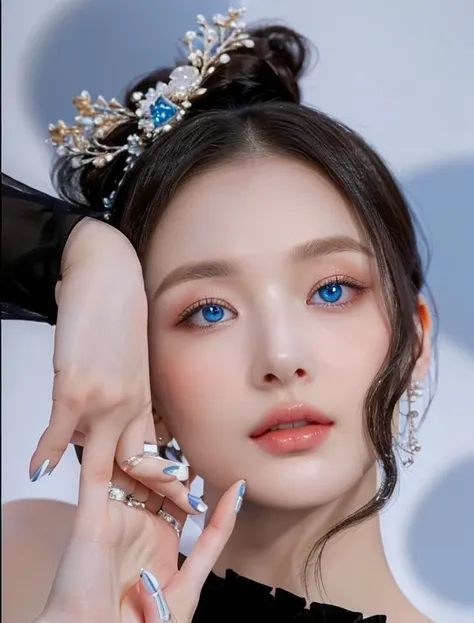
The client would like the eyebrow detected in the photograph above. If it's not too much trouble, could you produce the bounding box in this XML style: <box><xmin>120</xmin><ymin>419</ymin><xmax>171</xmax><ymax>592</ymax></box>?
<box><xmin>153</xmin><ymin>235</ymin><xmax>372</xmax><ymax>299</ymax></box>
<box><xmin>153</xmin><ymin>260</ymin><xmax>238</xmax><ymax>299</ymax></box>
<box><xmin>291</xmin><ymin>235</ymin><xmax>372</xmax><ymax>262</ymax></box>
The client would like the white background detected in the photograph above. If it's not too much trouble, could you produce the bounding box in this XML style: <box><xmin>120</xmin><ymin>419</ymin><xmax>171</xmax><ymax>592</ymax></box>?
<box><xmin>2</xmin><ymin>1</ymin><xmax>474</xmax><ymax>622</ymax></box>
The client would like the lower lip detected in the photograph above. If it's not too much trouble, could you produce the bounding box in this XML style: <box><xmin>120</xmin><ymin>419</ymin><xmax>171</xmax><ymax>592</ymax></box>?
<box><xmin>251</xmin><ymin>423</ymin><xmax>333</xmax><ymax>455</ymax></box>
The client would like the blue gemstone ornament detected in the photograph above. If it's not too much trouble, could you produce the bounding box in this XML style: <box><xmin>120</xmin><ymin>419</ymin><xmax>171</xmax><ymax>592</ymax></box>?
<box><xmin>150</xmin><ymin>96</ymin><xmax>179</xmax><ymax>127</ymax></box>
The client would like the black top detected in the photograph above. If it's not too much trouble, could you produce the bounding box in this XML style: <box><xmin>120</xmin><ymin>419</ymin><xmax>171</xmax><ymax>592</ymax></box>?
<box><xmin>0</xmin><ymin>175</ymin><xmax>387</xmax><ymax>622</ymax></box>
<box><xmin>195</xmin><ymin>569</ymin><xmax>386</xmax><ymax>621</ymax></box>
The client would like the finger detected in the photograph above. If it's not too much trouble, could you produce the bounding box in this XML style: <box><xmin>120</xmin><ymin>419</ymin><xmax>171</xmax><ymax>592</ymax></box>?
<box><xmin>160</xmin><ymin>496</ymin><xmax>187</xmax><ymax>528</ymax></box>
<box><xmin>74</xmin><ymin>422</ymin><xmax>121</xmax><ymax>536</ymax></box>
<box><xmin>139</xmin><ymin>570</ymin><xmax>172</xmax><ymax>623</ymax></box>
<box><xmin>109</xmin><ymin>462</ymin><xmax>147</xmax><ymax>496</ymax></box>
<box><xmin>130</xmin><ymin>481</ymin><xmax>152</xmax><ymax>504</ymax></box>
<box><xmin>150</xmin><ymin>496</ymin><xmax>188</xmax><ymax>545</ymax></box>
<box><xmin>179</xmin><ymin>480</ymin><xmax>246</xmax><ymax>595</ymax></box>
<box><xmin>144</xmin><ymin>491</ymin><xmax>164</xmax><ymax>516</ymax></box>
<box><xmin>109</xmin><ymin>469</ymin><xmax>152</xmax><ymax>506</ymax></box>
<box><xmin>116</xmin><ymin>415</ymin><xmax>202</xmax><ymax>516</ymax></box>
<box><xmin>144</xmin><ymin>478</ymin><xmax>206</xmax><ymax>517</ymax></box>
<box><xmin>70</xmin><ymin>430</ymin><xmax>86</xmax><ymax>446</ymax></box>
<box><xmin>29</xmin><ymin>400</ymin><xmax>78</xmax><ymax>481</ymax></box>
<box><xmin>117</xmin><ymin>415</ymin><xmax>189</xmax><ymax>484</ymax></box>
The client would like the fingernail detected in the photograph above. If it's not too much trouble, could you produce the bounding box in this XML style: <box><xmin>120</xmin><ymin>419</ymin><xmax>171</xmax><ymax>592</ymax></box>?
<box><xmin>235</xmin><ymin>480</ymin><xmax>246</xmax><ymax>513</ymax></box>
<box><xmin>163</xmin><ymin>463</ymin><xmax>189</xmax><ymax>482</ymax></box>
<box><xmin>140</xmin><ymin>569</ymin><xmax>171</xmax><ymax>621</ymax></box>
<box><xmin>30</xmin><ymin>459</ymin><xmax>54</xmax><ymax>482</ymax></box>
<box><xmin>140</xmin><ymin>568</ymin><xmax>159</xmax><ymax>593</ymax></box>
<box><xmin>188</xmin><ymin>493</ymin><xmax>208</xmax><ymax>513</ymax></box>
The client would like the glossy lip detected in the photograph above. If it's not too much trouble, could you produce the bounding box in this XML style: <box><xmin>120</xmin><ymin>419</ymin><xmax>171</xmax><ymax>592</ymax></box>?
<box><xmin>250</xmin><ymin>403</ymin><xmax>334</xmax><ymax>439</ymax></box>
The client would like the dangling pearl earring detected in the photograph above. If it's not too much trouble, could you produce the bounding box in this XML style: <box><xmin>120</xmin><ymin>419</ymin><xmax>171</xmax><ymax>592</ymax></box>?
<box><xmin>398</xmin><ymin>379</ymin><xmax>423</xmax><ymax>467</ymax></box>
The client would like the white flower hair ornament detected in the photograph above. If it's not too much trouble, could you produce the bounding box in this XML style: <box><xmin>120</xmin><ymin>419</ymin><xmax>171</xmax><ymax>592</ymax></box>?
<box><xmin>48</xmin><ymin>7</ymin><xmax>254</xmax><ymax>214</ymax></box>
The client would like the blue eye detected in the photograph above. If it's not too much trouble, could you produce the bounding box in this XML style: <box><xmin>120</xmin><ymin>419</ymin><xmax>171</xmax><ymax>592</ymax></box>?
<box><xmin>311</xmin><ymin>282</ymin><xmax>353</xmax><ymax>305</ymax></box>
<box><xmin>202</xmin><ymin>305</ymin><xmax>225</xmax><ymax>323</ymax></box>
<box><xmin>318</xmin><ymin>283</ymin><xmax>343</xmax><ymax>303</ymax></box>
<box><xmin>184</xmin><ymin>302</ymin><xmax>235</xmax><ymax>327</ymax></box>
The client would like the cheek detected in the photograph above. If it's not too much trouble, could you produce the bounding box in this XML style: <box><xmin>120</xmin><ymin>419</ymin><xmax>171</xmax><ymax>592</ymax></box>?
<box><xmin>333</xmin><ymin>300</ymin><xmax>390</xmax><ymax>382</ymax></box>
<box><xmin>312</xmin><ymin>300</ymin><xmax>391</xmax><ymax>437</ymax></box>
<box><xmin>150</xmin><ymin>335</ymin><xmax>239</xmax><ymax>438</ymax></box>
<box><xmin>340</xmin><ymin>319</ymin><xmax>389</xmax><ymax>389</ymax></box>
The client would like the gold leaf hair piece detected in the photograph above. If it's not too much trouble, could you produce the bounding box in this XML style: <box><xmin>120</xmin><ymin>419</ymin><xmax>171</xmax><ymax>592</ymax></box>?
<box><xmin>49</xmin><ymin>7</ymin><xmax>254</xmax><ymax>213</ymax></box>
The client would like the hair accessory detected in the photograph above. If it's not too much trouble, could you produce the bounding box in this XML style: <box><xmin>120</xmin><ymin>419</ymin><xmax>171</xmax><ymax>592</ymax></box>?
<box><xmin>397</xmin><ymin>379</ymin><xmax>423</xmax><ymax>467</ymax></box>
<box><xmin>48</xmin><ymin>7</ymin><xmax>254</xmax><ymax>215</ymax></box>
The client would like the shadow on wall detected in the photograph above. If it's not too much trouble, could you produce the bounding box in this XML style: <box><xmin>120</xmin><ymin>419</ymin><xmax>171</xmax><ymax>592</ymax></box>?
<box><xmin>401</xmin><ymin>159</ymin><xmax>474</xmax><ymax>354</ymax></box>
<box><xmin>401</xmin><ymin>160</ymin><xmax>474</xmax><ymax>608</ymax></box>
<box><xmin>407</xmin><ymin>456</ymin><xmax>474</xmax><ymax>606</ymax></box>
<box><xmin>26</xmin><ymin>0</ymin><xmax>227</xmax><ymax>138</ymax></box>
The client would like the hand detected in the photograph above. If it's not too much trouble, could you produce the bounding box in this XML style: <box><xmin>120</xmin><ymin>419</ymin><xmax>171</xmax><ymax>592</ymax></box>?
<box><xmin>29</xmin><ymin>218</ymin><xmax>200</xmax><ymax>515</ymax></box>
<box><xmin>37</xmin><ymin>434</ymin><xmax>245</xmax><ymax>622</ymax></box>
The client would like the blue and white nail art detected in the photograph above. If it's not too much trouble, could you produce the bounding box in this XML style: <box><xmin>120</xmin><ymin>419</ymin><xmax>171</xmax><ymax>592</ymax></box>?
<box><xmin>163</xmin><ymin>463</ymin><xmax>189</xmax><ymax>481</ymax></box>
<box><xmin>30</xmin><ymin>458</ymin><xmax>54</xmax><ymax>482</ymax></box>
<box><xmin>140</xmin><ymin>569</ymin><xmax>171</xmax><ymax>621</ymax></box>
<box><xmin>188</xmin><ymin>493</ymin><xmax>208</xmax><ymax>513</ymax></box>
<box><xmin>235</xmin><ymin>481</ymin><xmax>246</xmax><ymax>513</ymax></box>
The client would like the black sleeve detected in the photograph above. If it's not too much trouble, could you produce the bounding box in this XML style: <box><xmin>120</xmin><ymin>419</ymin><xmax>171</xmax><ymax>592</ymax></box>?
<box><xmin>1</xmin><ymin>174</ymin><xmax>88</xmax><ymax>325</ymax></box>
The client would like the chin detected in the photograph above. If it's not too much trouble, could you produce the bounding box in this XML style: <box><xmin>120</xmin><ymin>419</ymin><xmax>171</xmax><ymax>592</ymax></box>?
<box><xmin>239</xmin><ymin>453</ymin><xmax>377</xmax><ymax>511</ymax></box>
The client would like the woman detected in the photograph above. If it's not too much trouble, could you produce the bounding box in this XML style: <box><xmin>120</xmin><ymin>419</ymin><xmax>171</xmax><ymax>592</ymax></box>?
<box><xmin>4</xmin><ymin>9</ymin><xmax>433</xmax><ymax>622</ymax></box>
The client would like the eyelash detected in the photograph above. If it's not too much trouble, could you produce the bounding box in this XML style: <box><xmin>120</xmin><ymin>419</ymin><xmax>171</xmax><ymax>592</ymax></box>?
<box><xmin>177</xmin><ymin>275</ymin><xmax>368</xmax><ymax>330</ymax></box>
<box><xmin>177</xmin><ymin>297</ymin><xmax>237</xmax><ymax>330</ymax></box>
<box><xmin>307</xmin><ymin>275</ymin><xmax>368</xmax><ymax>309</ymax></box>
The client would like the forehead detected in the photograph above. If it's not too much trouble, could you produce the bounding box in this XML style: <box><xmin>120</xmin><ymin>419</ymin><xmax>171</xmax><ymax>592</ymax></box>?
<box><xmin>145</xmin><ymin>156</ymin><xmax>362</xmax><ymax>276</ymax></box>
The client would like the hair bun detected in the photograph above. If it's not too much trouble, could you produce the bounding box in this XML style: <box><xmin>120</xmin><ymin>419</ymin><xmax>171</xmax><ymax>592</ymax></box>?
<box><xmin>251</xmin><ymin>25</ymin><xmax>308</xmax><ymax>102</ymax></box>
<box><xmin>196</xmin><ymin>24</ymin><xmax>308</xmax><ymax>108</ymax></box>
<box><xmin>125</xmin><ymin>25</ymin><xmax>309</xmax><ymax>112</ymax></box>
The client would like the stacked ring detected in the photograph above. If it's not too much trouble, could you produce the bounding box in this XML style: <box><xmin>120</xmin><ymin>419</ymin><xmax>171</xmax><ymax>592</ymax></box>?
<box><xmin>156</xmin><ymin>509</ymin><xmax>182</xmax><ymax>538</ymax></box>
<box><xmin>108</xmin><ymin>482</ymin><xmax>146</xmax><ymax>510</ymax></box>
<box><xmin>108</xmin><ymin>483</ymin><xmax>182</xmax><ymax>538</ymax></box>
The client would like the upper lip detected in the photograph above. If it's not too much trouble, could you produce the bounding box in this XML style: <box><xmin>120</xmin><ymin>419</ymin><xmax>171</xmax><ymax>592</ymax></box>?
<box><xmin>250</xmin><ymin>403</ymin><xmax>334</xmax><ymax>438</ymax></box>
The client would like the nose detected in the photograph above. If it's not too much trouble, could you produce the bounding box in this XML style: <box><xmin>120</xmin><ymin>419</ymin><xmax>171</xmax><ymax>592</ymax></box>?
<box><xmin>257</xmin><ymin>354</ymin><xmax>311</xmax><ymax>389</ymax></box>
<box><xmin>249</xmin><ymin>312</ymin><xmax>315</xmax><ymax>391</ymax></box>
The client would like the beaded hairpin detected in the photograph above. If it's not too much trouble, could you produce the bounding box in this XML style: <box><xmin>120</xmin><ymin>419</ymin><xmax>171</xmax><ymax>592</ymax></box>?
<box><xmin>48</xmin><ymin>7</ymin><xmax>254</xmax><ymax>214</ymax></box>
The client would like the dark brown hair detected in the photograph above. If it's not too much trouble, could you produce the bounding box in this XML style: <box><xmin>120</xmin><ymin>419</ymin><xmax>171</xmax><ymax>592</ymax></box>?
<box><xmin>54</xmin><ymin>24</ymin><xmax>432</xmax><ymax>591</ymax></box>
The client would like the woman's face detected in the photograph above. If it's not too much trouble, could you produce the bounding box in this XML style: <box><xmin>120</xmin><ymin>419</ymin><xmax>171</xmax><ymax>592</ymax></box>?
<box><xmin>144</xmin><ymin>156</ymin><xmax>391</xmax><ymax>509</ymax></box>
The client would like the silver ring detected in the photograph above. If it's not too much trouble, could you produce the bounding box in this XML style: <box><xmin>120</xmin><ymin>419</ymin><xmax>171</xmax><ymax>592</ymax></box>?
<box><xmin>156</xmin><ymin>509</ymin><xmax>182</xmax><ymax>538</ymax></box>
<box><xmin>143</xmin><ymin>441</ymin><xmax>159</xmax><ymax>454</ymax></box>
<box><xmin>121</xmin><ymin>441</ymin><xmax>162</xmax><ymax>473</ymax></box>
<box><xmin>108</xmin><ymin>482</ymin><xmax>146</xmax><ymax>510</ymax></box>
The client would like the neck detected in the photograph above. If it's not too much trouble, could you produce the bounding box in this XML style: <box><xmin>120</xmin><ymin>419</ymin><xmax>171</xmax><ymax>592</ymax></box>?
<box><xmin>206</xmin><ymin>465</ymin><xmax>405</xmax><ymax>615</ymax></box>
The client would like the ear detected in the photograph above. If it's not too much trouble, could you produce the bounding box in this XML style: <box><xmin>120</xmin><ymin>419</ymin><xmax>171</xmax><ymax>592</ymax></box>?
<box><xmin>411</xmin><ymin>294</ymin><xmax>432</xmax><ymax>382</ymax></box>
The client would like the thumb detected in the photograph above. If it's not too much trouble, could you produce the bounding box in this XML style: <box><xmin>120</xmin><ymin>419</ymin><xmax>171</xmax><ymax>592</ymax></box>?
<box><xmin>138</xmin><ymin>571</ymin><xmax>170</xmax><ymax>623</ymax></box>
<box><xmin>179</xmin><ymin>480</ymin><xmax>246</xmax><ymax>600</ymax></box>
<box><xmin>136</xmin><ymin>481</ymin><xmax>246</xmax><ymax>622</ymax></box>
